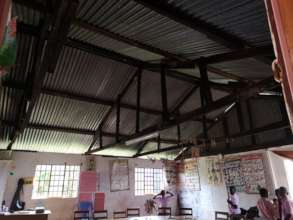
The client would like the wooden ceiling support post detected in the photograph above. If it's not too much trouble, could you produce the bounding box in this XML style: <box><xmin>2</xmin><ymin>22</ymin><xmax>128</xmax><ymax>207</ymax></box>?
<box><xmin>161</xmin><ymin>64</ymin><xmax>169</xmax><ymax>121</ymax></box>
<box><xmin>136</xmin><ymin>69</ymin><xmax>142</xmax><ymax>133</ymax></box>
<box><xmin>199</xmin><ymin>60</ymin><xmax>212</xmax><ymax>152</ymax></box>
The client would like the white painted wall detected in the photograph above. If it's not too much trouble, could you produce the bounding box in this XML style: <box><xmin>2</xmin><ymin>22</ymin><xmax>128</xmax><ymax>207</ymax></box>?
<box><xmin>178</xmin><ymin>151</ymin><xmax>274</xmax><ymax>220</ymax></box>
<box><xmin>3</xmin><ymin>149</ymin><xmax>291</xmax><ymax>220</ymax></box>
<box><xmin>0</xmin><ymin>161</ymin><xmax>10</xmax><ymax>204</ymax></box>
<box><xmin>4</xmin><ymin>152</ymin><xmax>85</xmax><ymax>220</ymax></box>
<box><xmin>3</xmin><ymin>152</ymin><xmax>177</xmax><ymax>220</ymax></box>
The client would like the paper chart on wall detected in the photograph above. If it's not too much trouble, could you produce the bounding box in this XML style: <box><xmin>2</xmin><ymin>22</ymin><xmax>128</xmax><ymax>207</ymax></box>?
<box><xmin>110</xmin><ymin>160</ymin><xmax>129</xmax><ymax>191</ymax></box>
<box><xmin>206</xmin><ymin>157</ymin><xmax>222</xmax><ymax>185</ymax></box>
<box><xmin>241</xmin><ymin>154</ymin><xmax>266</xmax><ymax>193</ymax></box>
<box><xmin>222</xmin><ymin>159</ymin><xmax>245</xmax><ymax>192</ymax></box>
<box><xmin>163</xmin><ymin>160</ymin><xmax>177</xmax><ymax>188</ymax></box>
<box><xmin>183</xmin><ymin>159</ymin><xmax>201</xmax><ymax>191</ymax></box>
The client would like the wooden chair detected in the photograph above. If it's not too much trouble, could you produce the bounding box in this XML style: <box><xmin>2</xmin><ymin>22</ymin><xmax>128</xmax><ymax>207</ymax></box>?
<box><xmin>113</xmin><ymin>211</ymin><xmax>127</xmax><ymax>219</ymax></box>
<box><xmin>127</xmin><ymin>208</ymin><xmax>140</xmax><ymax>217</ymax></box>
<box><xmin>74</xmin><ymin>210</ymin><xmax>90</xmax><ymax>220</ymax></box>
<box><xmin>93</xmin><ymin>210</ymin><xmax>108</xmax><ymax>220</ymax></box>
<box><xmin>158</xmin><ymin>207</ymin><xmax>171</xmax><ymax>216</ymax></box>
<box><xmin>215</xmin><ymin>211</ymin><xmax>229</xmax><ymax>220</ymax></box>
<box><xmin>179</xmin><ymin>208</ymin><xmax>193</xmax><ymax>216</ymax></box>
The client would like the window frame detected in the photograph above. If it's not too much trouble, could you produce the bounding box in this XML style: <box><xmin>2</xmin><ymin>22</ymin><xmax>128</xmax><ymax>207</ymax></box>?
<box><xmin>134</xmin><ymin>167</ymin><xmax>165</xmax><ymax>196</ymax></box>
<box><xmin>32</xmin><ymin>163</ymin><xmax>80</xmax><ymax>199</ymax></box>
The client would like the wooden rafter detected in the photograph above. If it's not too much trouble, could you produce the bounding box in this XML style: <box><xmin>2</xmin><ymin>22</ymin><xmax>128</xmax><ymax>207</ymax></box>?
<box><xmin>7</xmin><ymin>0</ymin><xmax>78</xmax><ymax>150</ymax></box>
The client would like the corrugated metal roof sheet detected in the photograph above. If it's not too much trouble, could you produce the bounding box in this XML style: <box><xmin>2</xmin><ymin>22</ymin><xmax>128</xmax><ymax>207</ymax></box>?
<box><xmin>0</xmin><ymin>87</ymin><xmax>23</xmax><ymax>122</ymax></box>
<box><xmin>211</xmin><ymin>58</ymin><xmax>273</xmax><ymax>79</ymax></box>
<box><xmin>69</xmin><ymin>25</ymin><xmax>163</xmax><ymax>62</ymax></box>
<box><xmin>13</xmin><ymin>128</ymin><xmax>92</xmax><ymax>154</ymax></box>
<box><xmin>30</xmin><ymin>94</ymin><xmax>109</xmax><ymax>131</ymax></box>
<box><xmin>122</xmin><ymin>69</ymin><xmax>194</xmax><ymax>111</ymax></box>
<box><xmin>12</xmin><ymin>3</ymin><xmax>42</xmax><ymax>26</ymax></box>
<box><xmin>43</xmin><ymin>46</ymin><xmax>136</xmax><ymax>101</ymax></box>
<box><xmin>76</xmin><ymin>0</ymin><xmax>232</xmax><ymax>59</ymax></box>
<box><xmin>0</xmin><ymin>126</ymin><xmax>13</xmax><ymax>149</ymax></box>
<box><xmin>167</xmin><ymin>0</ymin><xmax>271</xmax><ymax>47</ymax></box>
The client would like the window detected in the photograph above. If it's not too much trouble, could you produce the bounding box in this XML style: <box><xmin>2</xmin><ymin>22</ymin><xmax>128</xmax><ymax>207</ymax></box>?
<box><xmin>135</xmin><ymin>168</ymin><xmax>166</xmax><ymax>196</ymax></box>
<box><xmin>32</xmin><ymin>164</ymin><xmax>80</xmax><ymax>199</ymax></box>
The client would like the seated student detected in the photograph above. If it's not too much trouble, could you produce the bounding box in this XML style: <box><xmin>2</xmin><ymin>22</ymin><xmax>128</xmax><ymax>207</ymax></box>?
<box><xmin>274</xmin><ymin>189</ymin><xmax>282</xmax><ymax>220</ymax></box>
<box><xmin>227</xmin><ymin>186</ymin><xmax>241</xmax><ymax>219</ymax></box>
<box><xmin>279</xmin><ymin>187</ymin><xmax>293</xmax><ymax>220</ymax></box>
<box><xmin>257</xmin><ymin>188</ymin><xmax>275</xmax><ymax>220</ymax></box>
<box><xmin>153</xmin><ymin>190</ymin><xmax>174</xmax><ymax>208</ymax></box>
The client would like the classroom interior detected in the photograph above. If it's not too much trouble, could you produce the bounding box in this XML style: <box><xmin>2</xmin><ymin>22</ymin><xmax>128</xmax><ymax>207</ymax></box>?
<box><xmin>1</xmin><ymin>0</ymin><xmax>293</xmax><ymax>220</ymax></box>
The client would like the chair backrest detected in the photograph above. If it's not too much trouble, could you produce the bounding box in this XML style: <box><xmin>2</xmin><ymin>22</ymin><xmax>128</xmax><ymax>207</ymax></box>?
<box><xmin>127</xmin><ymin>208</ymin><xmax>140</xmax><ymax>217</ymax></box>
<box><xmin>158</xmin><ymin>207</ymin><xmax>171</xmax><ymax>216</ymax></box>
<box><xmin>215</xmin><ymin>211</ymin><xmax>229</xmax><ymax>220</ymax></box>
<box><xmin>179</xmin><ymin>208</ymin><xmax>193</xmax><ymax>216</ymax></box>
<box><xmin>93</xmin><ymin>210</ymin><xmax>108</xmax><ymax>220</ymax></box>
<box><xmin>113</xmin><ymin>211</ymin><xmax>127</xmax><ymax>219</ymax></box>
<box><xmin>74</xmin><ymin>210</ymin><xmax>90</xmax><ymax>220</ymax></box>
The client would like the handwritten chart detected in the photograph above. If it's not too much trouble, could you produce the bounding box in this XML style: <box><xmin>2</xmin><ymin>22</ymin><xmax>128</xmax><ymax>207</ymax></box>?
<box><xmin>110</xmin><ymin>160</ymin><xmax>129</xmax><ymax>191</ymax></box>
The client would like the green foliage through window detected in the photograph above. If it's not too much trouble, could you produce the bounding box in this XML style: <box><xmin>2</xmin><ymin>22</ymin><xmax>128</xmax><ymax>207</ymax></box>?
<box><xmin>32</xmin><ymin>164</ymin><xmax>80</xmax><ymax>199</ymax></box>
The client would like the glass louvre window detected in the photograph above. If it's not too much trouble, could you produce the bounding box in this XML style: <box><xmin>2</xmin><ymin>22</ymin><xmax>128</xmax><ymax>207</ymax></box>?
<box><xmin>135</xmin><ymin>168</ymin><xmax>165</xmax><ymax>196</ymax></box>
<box><xmin>32</xmin><ymin>164</ymin><xmax>80</xmax><ymax>199</ymax></box>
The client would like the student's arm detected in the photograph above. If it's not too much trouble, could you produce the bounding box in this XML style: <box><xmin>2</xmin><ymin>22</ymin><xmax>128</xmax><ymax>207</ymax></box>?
<box><xmin>153</xmin><ymin>193</ymin><xmax>160</xmax><ymax>199</ymax></box>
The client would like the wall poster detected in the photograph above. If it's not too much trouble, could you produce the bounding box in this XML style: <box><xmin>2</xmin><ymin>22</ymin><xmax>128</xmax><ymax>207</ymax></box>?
<box><xmin>241</xmin><ymin>154</ymin><xmax>267</xmax><ymax>193</ymax></box>
<box><xmin>110</xmin><ymin>160</ymin><xmax>129</xmax><ymax>192</ymax></box>
<box><xmin>206</xmin><ymin>157</ymin><xmax>222</xmax><ymax>185</ymax></box>
<box><xmin>222</xmin><ymin>159</ymin><xmax>245</xmax><ymax>192</ymax></box>
<box><xmin>182</xmin><ymin>159</ymin><xmax>201</xmax><ymax>191</ymax></box>
<box><xmin>163</xmin><ymin>160</ymin><xmax>177</xmax><ymax>187</ymax></box>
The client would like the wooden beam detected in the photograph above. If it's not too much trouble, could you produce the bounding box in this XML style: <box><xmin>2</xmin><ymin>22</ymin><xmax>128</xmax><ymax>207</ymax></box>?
<box><xmin>136</xmin><ymin>69</ymin><xmax>142</xmax><ymax>133</ymax></box>
<box><xmin>90</xmin><ymin>77</ymin><xmax>276</xmax><ymax>153</ymax></box>
<box><xmin>222</xmin><ymin>116</ymin><xmax>230</xmax><ymax>149</ymax></box>
<box><xmin>161</xmin><ymin>65</ymin><xmax>169</xmax><ymax>121</ymax></box>
<box><xmin>194</xmin><ymin>45</ymin><xmax>273</xmax><ymax>64</ymax></box>
<box><xmin>116</xmin><ymin>94</ymin><xmax>121</xmax><ymax>142</ymax></box>
<box><xmin>201</xmin><ymin>136</ymin><xmax>293</xmax><ymax>157</ymax></box>
<box><xmin>87</xmin><ymin>68</ymin><xmax>141</xmax><ymax>153</ymax></box>
<box><xmin>134</xmin><ymin>143</ymin><xmax>194</xmax><ymax>158</ymax></box>
<box><xmin>17</xmin><ymin>23</ymin><xmax>240</xmax><ymax>93</ymax></box>
<box><xmin>73</xmin><ymin>19</ymin><xmax>187</xmax><ymax>62</ymax></box>
<box><xmin>7</xmin><ymin>0</ymin><xmax>78</xmax><ymax>150</ymax></box>
<box><xmin>2</xmin><ymin>120</ymin><xmax>184</xmax><ymax>145</ymax></box>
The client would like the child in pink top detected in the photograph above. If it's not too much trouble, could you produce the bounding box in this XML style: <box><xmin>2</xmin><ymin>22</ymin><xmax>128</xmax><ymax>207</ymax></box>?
<box><xmin>257</xmin><ymin>188</ymin><xmax>276</xmax><ymax>220</ymax></box>
<box><xmin>279</xmin><ymin>187</ymin><xmax>293</xmax><ymax>220</ymax></box>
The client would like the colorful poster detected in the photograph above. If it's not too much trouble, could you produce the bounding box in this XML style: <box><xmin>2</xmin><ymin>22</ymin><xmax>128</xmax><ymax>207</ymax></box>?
<box><xmin>110</xmin><ymin>160</ymin><xmax>129</xmax><ymax>191</ymax></box>
<box><xmin>79</xmin><ymin>171</ymin><xmax>98</xmax><ymax>192</ymax></box>
<box><xmin>241</xmin><ymin>154</ymin><xmax>266</xmax><ymax>193</ymax></box>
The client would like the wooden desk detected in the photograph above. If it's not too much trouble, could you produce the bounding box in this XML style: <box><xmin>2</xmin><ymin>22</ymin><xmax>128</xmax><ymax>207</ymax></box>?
<box><xmin>0</xmin><ymin>210</ymin><xmax>51</xmax><ymax>220</ymax></box>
